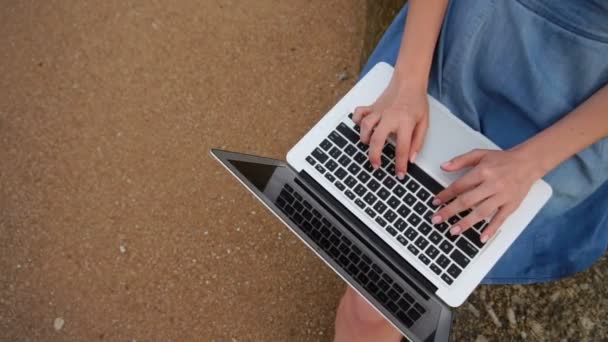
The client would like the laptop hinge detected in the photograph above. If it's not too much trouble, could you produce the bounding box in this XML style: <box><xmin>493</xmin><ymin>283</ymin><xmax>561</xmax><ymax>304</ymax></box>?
<box><xmin>297</xmin><ymin>171</ymin><xmax>437</xmax><ymax>298</ymax></box>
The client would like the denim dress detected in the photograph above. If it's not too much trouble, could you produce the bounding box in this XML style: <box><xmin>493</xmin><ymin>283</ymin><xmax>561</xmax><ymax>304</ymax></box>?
<box><xmin>361</xmin><ymin>0</ymin><xmax>608</xmax><ymax>284</ymax></box>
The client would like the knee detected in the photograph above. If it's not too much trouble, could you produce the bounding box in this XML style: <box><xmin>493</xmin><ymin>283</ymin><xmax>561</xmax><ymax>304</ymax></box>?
<box><xmin>346</xmin><ymin>287</ymin><xmax>386</xmax><ymax>324</ymax></box>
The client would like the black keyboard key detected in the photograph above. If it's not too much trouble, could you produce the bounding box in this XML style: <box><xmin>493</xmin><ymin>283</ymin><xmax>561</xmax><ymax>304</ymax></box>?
<box><xmin>341</xmin><ymin>235</ymin><xmax>352</xmax><ymax>245</ymax></box>
<box><xmin>344</xmin><ymin>176</ymin><xmax>357</xmax><ymax>188</ymax></box>
<box><xmin>382</xmin><ymin>177</ymin><xmax>396</xmax><ymax>190</ymax></box>
<box><xmin>378</xmin><ymin>279</ymin><xmax>390</xmax><ymax>292</ymax></box>
<box><xmin>397</xmin><ymin>311</ymin><xmax>415</xmax><ymax>328</ymax></box>
<box><xmin>312</xmin><ymin>148</ymin><xmax>329</xmax><ymax>163</ymax></box>
<box><xmin>407</xmin><ymin>214</ymin><xmax>421</xmax><ymax>226</ymax></box>
<box><xmin>402</xmin><ymin>292</ymin><xmax>415</xmax><ymax>305</ymax></box>
<box><xmin>386</xmin><ymin>226</ymin><xmax>398</xmax><ymax>236</ymax></box>
<box><xmin>447</xmin><ymin>264</ymin><xmax>462</xmax><ymax>279</ymax></box>
<box><xmin>368</xmin><ymin>179</ymin><xmax>380</xmax><ymax>191</ymax></box>
<box><xmin>437</xmin><ymin>254</ymin><xmax>450</xmax><ymax>269</ymax></box>
<box><xmin>464</xmin><ymin>227</ymin><xmax>485</xmax><ymax>248</ymax></box>
<box><xmin>425</xmin><ymin>246</ymin><xmax>439</xmax><ymax>260</ymax></box>
<box><xmin>357</xmin><ymin>171</ymin><xmax>371</xmax><ymax>183</ymax></box>
<box><xmin>363</xmin><ymin>160</ymin><xmax>374</xmax><ymax>172</ymax></box>
<box><xmin>329</xmin><ymin>147</ymin><xmax>342</xmax><ymax>159</ymax></box>
<box><xmin>320</xmin><ymin>139</ymin><xmax>332</xmax><ymax>151</ymax></box>
<box><xmin>335</xmin><ymin>167</ymin><xmax>347</xmax><ymax>180</ymax></box>
<box><xmin>448</xmin><ymin>216</ymin><xmax>460</xmax><ymax>225</ymax></box>
<box><xmin>407</xmin><ymin>307</ymin><xmax>422</xmax><ymax>321</ymax></box>
<box><xmin>373</xmin><ymin>201</ymin><xmax>387</xmax><ymax>214</ymax></box>
<box><xmin>441</xmin><ymin>274</ymin><xmax>453</xmax><ymax>285</ymax></box>
<box><xmin>354</xmin><ymin>152</ymin><xmax>367</xmax><ymax>164</ymax></box>
<box><xmin>365</xmin><ymin>208</ymin><xmax>377</xmax><ymax>218</ymax></box>
<box><xmin>427</xmin><ymin>197</ymin><xmax>439</xmax><ymax>210</ymax></box>
<box><xmin>387</xmin><ymin>301</ymin><xmax>399</xmax><ymax>313</ymax></box>
<box><xmin>418</xmin><ymin>254</ymin><xmax>431</xmax><ymax>265</ymax></box>
<box><xmin>375</xmin><ymin>216</ymin><xmax>387</xmax><ymax>227</ymax></box>
<box><xmin>404</xmin><ymin>193</ymin><xmax>416</xmax><ymax>206</ymax></box>
<box><xmin>414</xmin><ymin>236</ymin><xmax>429</xmax><ymax>250</ymax></box>
<box><xmin>429</xmin><ymin>231</ymin><xmax>442</xmax><ymax>244</ymax></box>
<box><xmin>394</xmin><ymin>218</ymin><xmax>407</xmax><ymax>232</ymax></box>
<box><xmin>354</xmin><ymin>184</ymin><xmax>367</xmax><ymax>196</ymax></box>
<box><xmin>450</xmin><ymin>249</ymin><xmax>470</xmax><ymax>268</ymax></box>
<box><xmin>459</xmin><ymin>209</ymin><xmax>472</xmax><ymax>218</ymax></box>
<box><xmin>407</xmin><ymin>244</ymin><xmax>420</xmax><ymax>255</ymax></box>
<box><xmin>372</xmin><ymin>168</ymin><xmax>387</xmax><ymax>181</ymax></box>
<box><xmin>413</xmin><ymin>202</ymin><xmax>427</xmax><ymax>215</ymax></box>
<box><xmin>456</xmin><ymin>238</ymin><xmax>479</xmax><ymax>258</ymax></box>
<box><xmin>414</xmin><ymin>303</ymin><xmax>426</xmax><ymax>314</ymax></box>
<box><xmin>325</xmin><ymin>173</ymin><xmax>336</xmax><ymax>182</ymax></box>
<box><xmin>387</xmin><ymin>196</ymin><xmax>401</xmax><ymax>209</ymax></box>
<box><xmin>364</xmin><ymin>193</ymin><xmax>377</xmax><ymax>206</ymax></box>
<box><xmin>345</xmin><ymin>190</ymin><xmax>356</xmax><ymax>200</ymax></box>
<box><xmin>355</xmin><ymin>198</ymin><xmax>365</xmax><ymax>209</ymax></box>
<box><xmin>337</xmin><ymin>155</ymin><xmax>350</xmax><ymax>167</ymax></box>
<box><xmin>406</xmin><ymin>180</ymin><xmax>420</xmax><ymax>192</ymax></box>
<box><xmin>386</xmin><ymin>163</ymin><xmax>396</xmax><ymax>176</ymax></box>
<box><xmin>419</xmin><ymin>222</ymin><xmax>432</xmax><ymax>236</ymax></box>
<box><xmin>362</xmin><ymin>254</ymin><xmax>372</xmax><ymax>264</ymax></box>
<box><xmin>328</xmin><ymin>131</ymin><xmax>347</xmax><ymax>148</ymax></box>
<box><xmin>357</xmin><ymin>142</ymin><xmax>369</xmax><ymax>152</ymax></box>
<box><xmin>335</xmin><ymin>181</ymin><xmax>345</xmax><ymax>191</ymax></box>
<box><xmin>344</xmin><ymin>144</ymin><xmax>357</xmax><ymax>156</ymax></box>
<box><xmin>347</xmin><ymin>163</ymin><xmax>361</xmax><ymax>175</ymax></box>
<box><xmin>358</xmin><ymin>262</ymin><xmax>370</xmax><ymax>274</ymax></box>
<box><xmin>416</xmin><ymin>188</ymin><xmax>431</xmax><ymax>202</ymax></box>
<box><xmin>397</xmin><ymin>205</ymin><xmax>411</xmax><ymax>218</ymax></box>
<box><xmin>315</xmin><ymin>164</ymin><xmax>326</xmax><ymax>174</ymax></box>
<box><xmin>293</xmin><ymin>201</ymin><xmax>304</xmax><ymax>212</ymax></box>
<box><xmin>305</xmin><ymin>156</ymin><xmax>316</xmax><ymax>166</ymax></box>
<box><xmin>377</xmin><ymin>188</ymin><xmax>390</xmax><ymax>200</ymax></box>
<box><xmin>348</xmin><ymin>112</ymin><xmax>353</xmax><ymax>119</ymax></box>
<box><xmin>404</xmin><ymin>228</ymin><xmax>418</xmax><ymax>241</ymax></box>
<box><xmin>435</xmin><ymin>222</ymin><xmax>449</xmax><ymax>233</ymax></box>
<box><xmin>424</xmin><ymin>211</ymin><xmax>434</xmax><ymax>223</ymax></box>
<box><xmin>337</xmin><ymin>123</ymin><xmax>359</xmax><ymax>144</ymax></box>
<box><xmin>383</xmin><ymin>210</ymin><xmax>397</xmax><ymax>223</ymax></box>
<box><xmin>325</xmin><ymin>160</ymin><xmax>338</xmax><ymax>172</ymax></box>
<box><xmin>430</xmin><ymin>264</ymin><xmax>442</xmax><ymax>275</ymax></box>
<box><xmin>397</xmin><ymin>235</ymin><xmax>408</xmax><ymax>245</ymax></box>
<box><xmin>439</xmin><ymin>240</ymin><xmax>453</xmax><ymax>254</ymax></box>
<box><xmin>388</xmin><ymin>288</ymin><xmax>399</xmax><ymax>301</ymax></box>
<box><xmin>383</xmin><ymin>144</ymin><xmax>396</xmax><ymax>159</ymax></box>
<box><xmin>381</xmin><ymin>156</ymin><xmax>390</xmax><ymax>168</ymax></box>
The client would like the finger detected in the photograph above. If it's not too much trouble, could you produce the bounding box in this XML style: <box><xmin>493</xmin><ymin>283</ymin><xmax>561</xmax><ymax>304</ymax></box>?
<box><xmin>480</xmin><ymin>205</ymin><xmax>514</xmax><ymax>243</ymax></box>
<box><xmin>394</xmin><ymin>124</ymin><xmax>415</xmax><ymax>179</ymax></box>
<box><xmin>352</xmin><ymin>105</ymin><xmax>372</xmax><ymax>124</ymax></box>
<box><xmin>449</xmin><ymin>191</ymin><xmax>500</xmax><ymax>235</ymax></box>
<box><xmin>368</xmin><ymin>121</ymin><xmax>392</xmax><ymax>169</ymax></box>
<box><xmin>359</xmin><ymin>112</ymin><xmax>381</xmax><ymax>144</ymax></box>
<box><xmin>441</xmin><ymin>149</ymin><xmax>487</xmax><ymax>172</ymax></box>
<box><xmin>433</xmin><ymin>169</ymin><xmax>483</xmax><ymax>208</ymax></box>
<box><xmin>409</xmin><ymin>117</ymin><xmax>428</xmax><ymax>163</ymax></box>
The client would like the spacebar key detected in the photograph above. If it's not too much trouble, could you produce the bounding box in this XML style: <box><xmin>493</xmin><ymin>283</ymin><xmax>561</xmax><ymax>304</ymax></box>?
<box><xmin>337</xmin><ymin>123</ymin><xmax>360</xmax><ymax>144</ymax></box>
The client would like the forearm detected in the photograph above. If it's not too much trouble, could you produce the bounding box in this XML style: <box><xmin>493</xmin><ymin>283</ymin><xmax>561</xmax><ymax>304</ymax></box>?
<box><xmin>514</xmin><ymin>84</ymin><xmax>608</xmax><ymax>178</ymax></box>
<box><xmin>393</xmin><ymin>0</ymin><xmax>449</xmax><ymax>92</ymax></box>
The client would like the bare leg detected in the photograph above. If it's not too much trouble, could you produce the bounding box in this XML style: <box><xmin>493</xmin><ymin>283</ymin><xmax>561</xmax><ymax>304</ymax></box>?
<box><xmin>333</xmin><ymin>286</ymin><xmax>403</xmax><ymax>342</ymax></box>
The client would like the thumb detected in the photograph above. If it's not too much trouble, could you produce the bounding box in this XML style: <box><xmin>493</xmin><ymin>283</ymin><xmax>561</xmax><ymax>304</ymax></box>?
<box><xmin>409</xmin><ymin>118</ymin><xmax>428</xmax><ymax>163</ymax></box>
<box><xmin>442</xmin><ymin>149</ymin><xmax>487</xmax><ymax>171</ymax></box>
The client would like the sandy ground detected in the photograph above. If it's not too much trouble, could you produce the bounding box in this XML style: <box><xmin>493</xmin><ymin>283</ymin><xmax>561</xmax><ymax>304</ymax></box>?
<box><xmin>2</xmin><ymin>1</ymin><xmax>607</xmax><ymax>341</ymax></box>
<box><xmin>0</xmin><ymin>1</ymin><xmax>365</xmax><ymax>340</ymax></box>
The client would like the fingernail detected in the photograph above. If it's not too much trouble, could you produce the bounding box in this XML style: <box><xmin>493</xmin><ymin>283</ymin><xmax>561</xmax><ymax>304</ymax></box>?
<box><xmin>432</xmin><ymin>215</ymin><xmax>442</xmax><ymax>224</ymax></box>
<box><xmin>372</xmin><ymin>163</ymin><xmax>379</xmax><ymax>170</ymax></box>
<box><xmin>441</xmin><ymin>161</ymin><xmax>452</xmax><ymax>168</ymax></box>
<box><xmin>480</xmin><ymin>235</ymin><xmax>489</xmax><ymax>243</ymax></box>
<box><xmin>397</xmin><ymin>172</ymin><xmax>405</xmax><ymax>180</ymax></box>
<box><xmin>450</xmin><ymin>226</ymin><xmax>461</xmax><ymax>235</ymax></box>
<box><xmin>410</xmin><ymin>152</ymin><xmax>417</xmax><ymax>163</ymax></box>
<box><xmin>432</xmin><ymin>198</ymin><xmax>441</xmax><ymax>206</ymax></box>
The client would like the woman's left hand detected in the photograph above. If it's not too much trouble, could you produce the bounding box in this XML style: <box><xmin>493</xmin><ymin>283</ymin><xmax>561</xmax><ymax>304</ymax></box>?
<box><xmin>431</xmin><ymin>148</ymin><xmax>543</xmax><ymax>243</ymax></box>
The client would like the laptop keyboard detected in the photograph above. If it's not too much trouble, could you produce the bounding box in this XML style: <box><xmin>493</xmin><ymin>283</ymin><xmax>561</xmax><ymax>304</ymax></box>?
<box><xmin>276</xmin><ymin>184</ymin><xmax>426</xmax><ymax>328</ymax></box>
<box><xmin>304</xmin><ymin>113</ymin><xmax>489</xmax><ymax>286</ymax></box>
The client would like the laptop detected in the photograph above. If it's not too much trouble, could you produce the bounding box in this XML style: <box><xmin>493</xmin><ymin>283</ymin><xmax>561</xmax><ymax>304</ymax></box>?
<box><xmin>211</xmin><ymin>62</ymin><xmax>552</xmax><ymax>341</ymax></box>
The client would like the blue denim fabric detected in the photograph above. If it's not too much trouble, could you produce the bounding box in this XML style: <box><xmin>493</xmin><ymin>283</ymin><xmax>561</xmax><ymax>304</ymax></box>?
<box><xmin>361</xmin><ymin>0</ymin><xmax>608</xmax><ymax>284</ymax></box>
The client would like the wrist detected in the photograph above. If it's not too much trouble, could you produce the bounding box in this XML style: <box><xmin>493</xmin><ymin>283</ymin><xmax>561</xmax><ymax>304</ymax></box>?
<box><xmin>510</xmin><ymin>143</ymin><xmax>553</xmax><ymax>180</ymax></box>
<box><xmin>389</xmin><ymin>71</ymin><xmax>428</xmax><ymax>97</ymax></box>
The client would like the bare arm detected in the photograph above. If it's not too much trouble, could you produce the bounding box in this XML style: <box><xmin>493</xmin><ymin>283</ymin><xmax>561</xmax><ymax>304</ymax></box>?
<box><xmin>516</xmin><ymin>84</ymin><xmax>608</xmax><ymax>178</ymax></box>
<box><xmin>394</xmin><ymin>0</ymin><xmax>450</xmax><ymax>92</ymax></box>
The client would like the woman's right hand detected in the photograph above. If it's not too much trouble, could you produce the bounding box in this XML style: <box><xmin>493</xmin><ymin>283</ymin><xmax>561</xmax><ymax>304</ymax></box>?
<box><xmin>352</xmin><ymin>78</ymin><xmax>429</xmax><ymax>180</ymax></box>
